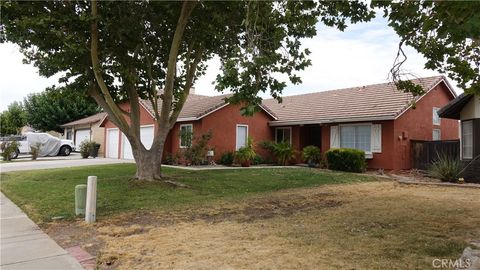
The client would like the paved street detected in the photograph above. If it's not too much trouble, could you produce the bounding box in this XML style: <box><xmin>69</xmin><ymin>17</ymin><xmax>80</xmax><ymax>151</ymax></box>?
<box><xmin>0</xmin><ymin>193</ymin><xmax>83</xmax><ymax>270</ymax></box>
<box><xmin>0</xmin><ymin>157</ymin><xmax>134</xmax><ymax>173</ymax></box>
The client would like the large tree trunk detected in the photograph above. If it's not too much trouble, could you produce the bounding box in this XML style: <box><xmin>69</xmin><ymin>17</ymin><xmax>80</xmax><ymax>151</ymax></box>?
<box><xmin>134</xmin><ymin>149</ymin><xmax>163</xmax><ymax>180</ymax></box>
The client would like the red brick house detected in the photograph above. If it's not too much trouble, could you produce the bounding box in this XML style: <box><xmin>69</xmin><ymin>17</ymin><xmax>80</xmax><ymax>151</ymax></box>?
<box><xmin>99</xmin><ymin>75</ymin><xmax>458</xmax><ymax>170</ymax></box>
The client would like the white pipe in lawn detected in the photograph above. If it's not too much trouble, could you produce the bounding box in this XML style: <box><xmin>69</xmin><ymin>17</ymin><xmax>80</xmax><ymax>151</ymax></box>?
<box><xmin>85</xmin><ymin>176</ymin><xmax>97</xmax><ymax>223</ymax></box>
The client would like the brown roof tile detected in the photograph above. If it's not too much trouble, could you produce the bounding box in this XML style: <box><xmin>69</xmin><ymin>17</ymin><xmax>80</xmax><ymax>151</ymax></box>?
<box><xmin>139</xmin><ymin>93</ymin><xmax>233</xmax><ymax>121</ymax></box>
<box><xmin>263</xmin><ymin>76</ymin><xmax>449</xmax><ymax>125</ymax></box>
<box><xmin>61</xmin><ymin>112</ymin><xmax>107</xmax><ymax>127</ymax></box>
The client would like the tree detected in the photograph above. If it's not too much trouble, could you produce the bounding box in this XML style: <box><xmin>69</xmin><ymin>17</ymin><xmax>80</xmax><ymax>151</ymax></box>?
<box><xmin>0</xmin><ymin>101</ymin><xmax>27</xmax><ymax>136</ymax></box>
<box><xmin>23</xmin><ymin>86</ymin><xmax>100</xmax><ymax>133</ymax></box>
<box><xmin>1</xmin><ymin>1</ymin><xmax>373</xmax><ymax>180</ymax></box>
<box><xmin>372</xmin><ymin>1</ymin><xmax>480</xmax><ymax>96</ymax></box>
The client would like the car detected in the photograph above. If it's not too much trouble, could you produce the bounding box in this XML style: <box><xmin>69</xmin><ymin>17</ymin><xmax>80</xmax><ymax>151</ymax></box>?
<box><xmin>0</xmin><ymin>133</ymin><xmax>75</xmax><ymax>159</ymax></box>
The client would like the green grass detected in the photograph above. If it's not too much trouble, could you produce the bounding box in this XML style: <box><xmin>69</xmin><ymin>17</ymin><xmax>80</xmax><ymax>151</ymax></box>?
<box><xmin>0</xmin><ymin>164</ymin><xmax>376</xmax><ymax>222</ymax></box>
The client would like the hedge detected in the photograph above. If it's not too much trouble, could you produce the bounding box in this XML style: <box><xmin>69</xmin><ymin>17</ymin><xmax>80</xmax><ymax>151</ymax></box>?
<box><xmin>325</xmin><ymin>148</ymin><xmax>366</xmax><ymax>173</ymax></box>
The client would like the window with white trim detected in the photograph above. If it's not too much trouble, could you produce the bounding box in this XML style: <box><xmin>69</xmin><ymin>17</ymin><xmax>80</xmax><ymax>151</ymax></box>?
<box><xmin>433</xmin><ymin>107</ymin><xmax>441</xmax><ymax>125</ymax></box>
<box><xmin>432</xmin><ymin>129</ymin><xmax>441</xmax><ymax>141</ymax></box>
<box><xmin>340</xmin><ymin>124</ymin><xmax>371</xmax><ymax>152</ymax></box>
<box><xmin>179</xmin><ymin>124</ymin><xmax>193</xmax><ymax>148</ymax></box>
<box><xmin>275</xmin><ymin>127</ymin><xmax>292</xmax><ymax>144</ymax></box>
<box><xmin>462</xmin><ymin>120</ymin><xmax>473</xmax><ymax>159</ymax></box>
<box><xmin>236</xmin><ymin>125</ymin><xmax>248</xmax><ymax>150</ymax></box>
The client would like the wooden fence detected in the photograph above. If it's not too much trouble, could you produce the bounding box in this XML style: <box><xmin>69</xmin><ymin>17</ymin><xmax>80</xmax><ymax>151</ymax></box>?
<box><xmin>411</xmin><ymin>140</ymin><xmax>460</xmax><ymax>170</ymax></box>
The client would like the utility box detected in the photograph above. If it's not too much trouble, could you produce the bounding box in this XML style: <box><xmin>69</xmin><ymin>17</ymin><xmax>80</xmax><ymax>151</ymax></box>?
<box><xmin>75</xmin><ymin>184</ymin><xmax>87</xmax><ymax>216</ymax></box>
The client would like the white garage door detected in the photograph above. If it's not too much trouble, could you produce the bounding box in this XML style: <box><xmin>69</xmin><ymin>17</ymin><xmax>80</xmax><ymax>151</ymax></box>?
<box><xmin>75</xmin><ymin>129</ymin><xmax>90</xmax><ymax>150</ymax></box>
<box><xmin>121</xmin><ymin>126</ymin><xmax>154</xmax><ymax>159</ymax></box>
<box><xmin>106</xmin><ymin>128</ymin><xmax>119</xmax><ymax>158</ymax></box>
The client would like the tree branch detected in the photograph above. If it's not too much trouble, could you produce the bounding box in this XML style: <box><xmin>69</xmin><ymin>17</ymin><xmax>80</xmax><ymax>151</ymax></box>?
<box><xmin>90</xmin><ymin>0</ymin><xmax>129</xmax><ymax>132</ymax></box>
<box><xmin>158</xmin><ymin>1</ymin><xmax>197</xmax><ymax>128</ymax></box>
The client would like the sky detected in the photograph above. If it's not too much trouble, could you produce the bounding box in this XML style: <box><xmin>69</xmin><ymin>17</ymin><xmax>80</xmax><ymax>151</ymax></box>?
<box><xmin>0</xmin><ymin>15</ymin><xmax>460</xmax><ymax>111</ymax></box>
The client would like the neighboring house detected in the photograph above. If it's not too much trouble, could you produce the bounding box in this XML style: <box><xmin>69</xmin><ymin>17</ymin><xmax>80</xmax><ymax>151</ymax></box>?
<box><xmin>438</xmin><ymin>93</ymin><xmax>480</xmax><ymax>180</ymax></box>
<box><xmin>98</xmin><ymin>75</ymin><xmax>458</xmax><ymax>170</ymax></box>
<box><xmin>60</xmin><ymin>112</ymin><xmax>107</xmax><ymax>155</ymax></box>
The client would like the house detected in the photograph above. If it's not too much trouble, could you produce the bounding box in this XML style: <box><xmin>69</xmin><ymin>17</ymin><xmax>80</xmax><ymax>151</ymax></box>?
<box><xmin>60</xmin><ymin>112</ymin><xmax>107</xmax><ymax>155</ymax></box>
<box><xmin>99</xmin><ymin>93</ymin><xmax>276</xmax><ymax>160</ymax></box>
<box><xmin>438</xmin><ymin>93</ymin><xmax>480</xmax><ymax>181</ymax></box>
<box><xmin>98</xmin><ymin>75</ymin><xmax>458</xmax><ymax>170</ymax></box>
<box><xmin>263</xmin><ymin>76</ymin><xmax>459</xmax><ymax>170</ymax></box>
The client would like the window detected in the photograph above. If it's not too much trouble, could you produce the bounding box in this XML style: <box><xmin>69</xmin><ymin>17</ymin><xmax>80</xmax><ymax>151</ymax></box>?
<box><xmin>275</xmin><ymin>127</ymin><xmax>292</xmax><ymax>144</ymax></box>
<box><xmin>340</xmin><ymin>124</ymin><xmax>371</xmax><ymax>152</ymax></box>
<box><xmin>462</xmin><ymin>120</ymin><xmax>473</xmax><ymax>159</ymax></box>
<box><xmin>236</xmin><ymin>125</ymin><xmax>248</xmax><ymax>150</ymax></box>
<box><xmin>432</xmin><ymin>129</ymin><xmax>441</xmax><ymax>141</ymax></box>
<box><xmin>66</xmin><ymin>129</ymin><xmax>73</xmax><ymax>140</ymax></box>
<box><xmin>179</xmin><ymin>124</ymin><xmax>193</xmax><ymax>148</ymax></box>
<box><xmin>433</xmin><ymin>107</ymin><xmax>441</xmax><ymax>125</ymax></box>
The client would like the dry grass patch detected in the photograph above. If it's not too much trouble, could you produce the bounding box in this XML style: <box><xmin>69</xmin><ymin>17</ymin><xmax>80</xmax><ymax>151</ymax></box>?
<box><xmin>91</xmin><ymin>182</ymin><xmax>480</xmax><ymax>269</ymax></box>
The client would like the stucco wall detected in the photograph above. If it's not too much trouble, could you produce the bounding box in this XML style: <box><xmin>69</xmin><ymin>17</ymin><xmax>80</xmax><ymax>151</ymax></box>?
<box><xmin>460</xmin><ymin>95</ymin><xmax>480</xmax><ymax>120</ymax></box>
<box><xmin>393</xmin><ymin>82</ymin><xmax>459</xmax><ymax>170</ymax></box>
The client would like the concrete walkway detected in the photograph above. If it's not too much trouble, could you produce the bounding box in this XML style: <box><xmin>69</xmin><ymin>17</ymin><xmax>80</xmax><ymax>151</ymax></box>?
<box><xmin>1</xmin><ymin>158</ymin><xmax>134</xmax><ymax>173</ymax></box>
<box><xmin>0</xmin><ymin>193</ymin><xmax>84</xmax><ymax>270</ymax></box>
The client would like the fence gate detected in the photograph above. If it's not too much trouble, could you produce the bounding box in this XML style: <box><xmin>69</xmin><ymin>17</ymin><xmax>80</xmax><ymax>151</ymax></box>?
<box><xmin>411</xmin><ymin>140</ymin><xmax>460</xmax><ymax>170</ymax></box>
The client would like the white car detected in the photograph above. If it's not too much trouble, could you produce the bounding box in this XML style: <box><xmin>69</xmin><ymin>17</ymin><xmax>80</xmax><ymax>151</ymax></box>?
<box><xmin>0</xmin><ymin>133</ymin><xmax>75</xmax><ymax>159</ymax></box>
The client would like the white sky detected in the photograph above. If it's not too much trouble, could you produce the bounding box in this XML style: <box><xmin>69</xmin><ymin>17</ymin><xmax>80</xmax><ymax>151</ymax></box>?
<box><xmin>0</xmin><ymin>15</ymin><xmax>461</xmax><ymax>111</ymax></box>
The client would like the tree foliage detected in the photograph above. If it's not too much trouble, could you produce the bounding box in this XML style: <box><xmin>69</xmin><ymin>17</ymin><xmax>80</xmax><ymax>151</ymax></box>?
<box><xmin>0</xmin><ymin>101</ymin><xmax>27</xmax><ymax>136</ymax></box>
<box><xmin>372</xmin><ymin>1</ymin><xmax>480</xmax><ymax>96</ymax></box>
<box><xmin>23</xmin><ymin>86</ymin><xmax>100</xmax><ymax>133</ymax></box>
<box><xmin>0</xmin><ymin>1</ymin><xmax>374</xmax><ymax>179</ymax></box>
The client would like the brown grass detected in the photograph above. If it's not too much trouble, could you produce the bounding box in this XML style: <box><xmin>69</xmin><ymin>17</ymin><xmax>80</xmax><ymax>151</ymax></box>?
<box><xmin>82</xmin><ymin>182</ymin><xmax>480</xmax><ymax>269</ymax></box>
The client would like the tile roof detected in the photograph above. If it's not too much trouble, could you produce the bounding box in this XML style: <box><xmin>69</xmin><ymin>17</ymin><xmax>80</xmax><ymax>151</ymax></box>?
<box><xmin>262</xmin><ymin>76</ymin><xmax>450</xmax><ymax>125</ymax></box>
<box><xmin>140</xmin><ymin>93</ymin><xmax>233</xmax><ymax>121</ymax></box>
<box><xmin>60</xmin><ymin>112</ymin><xmax>107</xmax><ymax>127</ymax></box>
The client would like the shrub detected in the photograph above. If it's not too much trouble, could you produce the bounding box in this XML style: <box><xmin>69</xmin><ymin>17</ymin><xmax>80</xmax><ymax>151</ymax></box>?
<box><xmin>1</xmin><ymin>141</ymin><xmax>19</xmax><ymax>161</ymax></box>
<box><xmin>325</xmin><ymin>148</ymin><xmax>366</xmax><ymax>173</ymax></box>
<box><xmin>163</xmin><ymin>152</ymin><xmax>180</xmax><ymax>165</ymax></box>
<box><xmin>219</xmin><ymin>151</ymin><xmax>235</xmax><ymax>166</ymax></box>
<box><xmin>79</xmin><ymin>140</ymin><xmax>91</xmax><ymax>159</ymax></box>
<box><xmin>302</xmin><ymin>145</ymin><xmax>321</xmax><ymax>166</ymax></box>
<box><xmin>235</xmin><ymin>137</ymin><xmax>256</xmax><ymax>166</ymax></box>
<box><xmin>181</xmin><ymin>130</ymin><xmax>213</xmax><ymax>165</ymax></box>
<box><xmin>30</xmin><ymin>143</ymin><xmax>42</xmax><ymax>160</ymax></box>
<box><xmin>252</xmin><ymin>154</ymin><xmax>264</xmax><ymax>165</ymax></box>
<box><xmin>260</xmin><ymin>140</ymin><xmax>296</xmax><ymax>166</ymax></box>
<box><xmin>429</xmin><ymin>153</ymin><xmax>463</xmax><ymax>182</ymax></box>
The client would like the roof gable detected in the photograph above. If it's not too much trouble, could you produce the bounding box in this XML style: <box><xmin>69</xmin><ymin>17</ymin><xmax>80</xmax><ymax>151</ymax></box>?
<box><xmin>61</xmin><ymin>112</ymin><xmax>107</xmax><ymax>127</ymax></box>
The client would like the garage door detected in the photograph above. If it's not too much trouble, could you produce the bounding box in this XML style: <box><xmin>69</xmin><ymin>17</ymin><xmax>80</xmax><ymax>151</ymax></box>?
<box><xmin>121</xmin><ymin>126</ymin><xmax>154</xmax><ymax>159</ymax></box>
<box><xmin>106</xmin><ymin>128</ymin><xmax>119</xmax><ymax>158</ymax></box>
<box><xmin>75</xmin><ymin>129</ymin><xmax>90</xmax><ymax>150</ymax></box>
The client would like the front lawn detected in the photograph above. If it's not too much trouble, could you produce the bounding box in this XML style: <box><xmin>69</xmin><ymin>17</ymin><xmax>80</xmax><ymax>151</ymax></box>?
<box><xmin>0</xmin><ymin>164</ymin><xmax>375</xmax><ymax>222</ymax></box>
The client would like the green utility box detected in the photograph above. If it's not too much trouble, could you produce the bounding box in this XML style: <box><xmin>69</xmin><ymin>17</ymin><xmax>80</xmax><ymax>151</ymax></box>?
<box><xmin>75</xmin><ymin>184</ymin><xmax>87</xmax><ymax>216</ymax></box>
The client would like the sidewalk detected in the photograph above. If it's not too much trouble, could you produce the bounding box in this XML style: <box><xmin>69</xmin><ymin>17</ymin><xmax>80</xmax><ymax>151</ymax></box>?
<box><xmin>0</xmin><ymin>192</ymin><xmax>84</xmax><ymax>270</ymax></box>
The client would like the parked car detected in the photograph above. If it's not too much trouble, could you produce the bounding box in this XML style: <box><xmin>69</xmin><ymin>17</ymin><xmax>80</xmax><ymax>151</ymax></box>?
<box><xmin>0</xmin><ymin>133</ymin><xmax>75</xmax><ymax>159</ymax></box>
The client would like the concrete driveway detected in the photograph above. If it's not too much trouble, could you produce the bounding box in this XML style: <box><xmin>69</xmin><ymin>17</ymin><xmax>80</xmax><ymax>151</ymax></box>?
<box><xmin>0</xmin><ymin>157</ymin><xmax>134</xmax><ymax>173</ymax></box>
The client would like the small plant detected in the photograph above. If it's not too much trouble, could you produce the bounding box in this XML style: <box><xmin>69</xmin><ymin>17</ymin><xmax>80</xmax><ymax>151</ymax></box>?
<box><xmin>164</xmin><ymin>152</ymin><xmax>180</xmax><ymax>165</ymax></box>
<box><xmin>219</xmin><ymin>151</ymin><xmax>235</xmax><ymax>166</ymax></box>
<box><xmin>1</xmin><ymin>141</ymin><xmax>19</xmax><ymax>161</ymax></box>
<box><xmin>30</xmin><ymin>143</ymin><xmax>42</xmax><ymax>160</ymax></box>
<box><xmin>235</xmin><ymin>137</ymin><xmax>256</xmax><ymax>167</ymax></box>
<box><xmin>429</xmin><ymin>153</ymin><xmax>463</xmax><ymax>182</ymax></box>
<box><xmin>79</xmin><ymin>140</ymin><xmax>90</xmax><ymax>159</ymax></box>
<box><xmin>325</xmin><ymin>148</ymin><xmax>366</xmax><ymax>173</ymax></box>
<box><xmin>252</xmin><ymin>154</ymin><xmax>264</xmax><ymax>165</ymax></box>
<box><xmin>260</xmin><ymin>140</ymin><xmax>296</xmax><ymax>166</ymax></box>
<box><xmin>302</xmin><ymin>145</ymin><xmax>321</xmax><ymax>167</ymax></box>
<box><xmin>181</xmin><ymin>130</ymin><xmax>213</xmax><ymax>165</ymax></box>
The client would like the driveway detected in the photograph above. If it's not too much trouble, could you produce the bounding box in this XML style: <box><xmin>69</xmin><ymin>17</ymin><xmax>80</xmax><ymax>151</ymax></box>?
<box><xmin>0</xmin><ymin>157</ymin><xmax>134</xmax><ymax>173</ymax></box>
